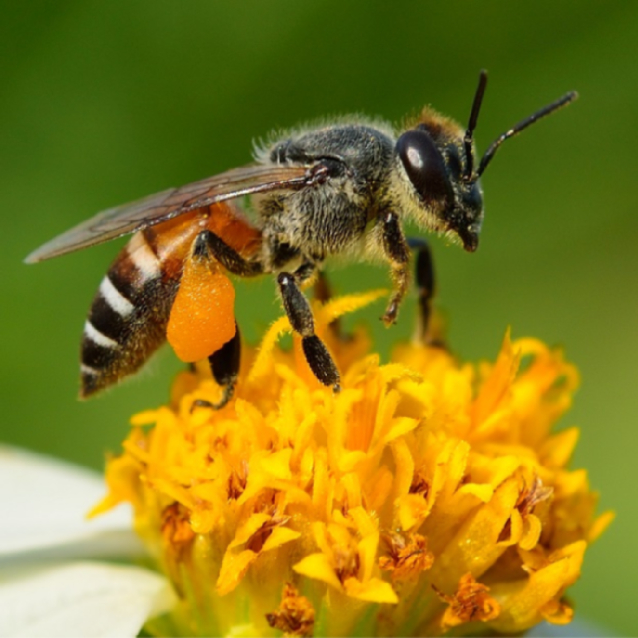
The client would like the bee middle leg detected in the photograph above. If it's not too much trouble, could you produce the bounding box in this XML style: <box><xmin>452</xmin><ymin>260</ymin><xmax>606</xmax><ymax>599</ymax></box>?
<box><xmin>277</xmin><ymin>272</ymin><xmax>341</xmax><ymax>392</ymax></box>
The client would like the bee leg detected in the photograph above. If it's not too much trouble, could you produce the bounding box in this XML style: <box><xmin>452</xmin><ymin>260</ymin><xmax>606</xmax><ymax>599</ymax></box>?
<box><xmin>198</xmin><ymin>230</ymin><xmax>263</xmax><ymax>277</ymax></box>
<box><xmin>208</xmin><ymin>322</ymin><xmax>241</xmax><ymax>408</ymax></box>
<box><xmin>293</xmin><ymin>260</ymin><xmax>318</xmax><ymax>285</ymax></box>
<box><xmin>407</xmin><ymin>237</ymin><xmax>435</xmax><ymax>342</ymax></box>
<box><xmin>191</xmin><ymin>322</ymin><xmax>241</xmax><ymax>411</ymax></box>
<box><xmin>277</xmin><ymin>272</ymin><xmax>341</xmax><ymax>392</ymax></box>
<box><xmin>313</xmin><ymin>269</ymin><xmax>331</xmax><ymax>304</ymax></box>
<box><xmin>379</xmin><ymin>210</ymin><xmax>410</xmax><ymax>326</ymax></box>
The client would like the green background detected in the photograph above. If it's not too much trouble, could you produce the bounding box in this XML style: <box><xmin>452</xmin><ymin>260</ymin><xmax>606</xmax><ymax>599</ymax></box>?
<box><xmin>2</xmin><ymin>2</ymin><xmax>635</xmax><ymax>634</ymax></box>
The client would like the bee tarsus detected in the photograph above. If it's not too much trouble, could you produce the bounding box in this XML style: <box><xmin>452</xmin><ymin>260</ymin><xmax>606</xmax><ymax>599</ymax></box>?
<box><xmin>207</xmin><ymin>323</ymin><xmax>241</xmax><ymax>409</ymax></box>
<box><xmin>190</xmin><ymin>398</ymin><xmax>215</xmax><ymax>413</ymax></box>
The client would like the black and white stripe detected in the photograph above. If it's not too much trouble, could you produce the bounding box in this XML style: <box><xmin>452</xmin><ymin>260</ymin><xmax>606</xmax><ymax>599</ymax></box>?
<box><xmin>99</xmin><ymin>276</ymin><xmax>134</xmax><ymax>317</ymax></box>
<box><xmin>80</xmin><ymin>230</ymin><xmax>177</xmax><ymax>398</ymax></box>
<box><xmin>126</xmin><ymin>231</ymin><xmax>162</xmax><ymax>283</ymax></box>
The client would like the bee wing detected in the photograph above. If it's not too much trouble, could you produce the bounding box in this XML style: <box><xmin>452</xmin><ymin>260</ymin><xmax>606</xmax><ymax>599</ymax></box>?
<box><xmin>25</xmin><ymin>164</ymin><xmax>310</xmax><ymax>263</ymax></box>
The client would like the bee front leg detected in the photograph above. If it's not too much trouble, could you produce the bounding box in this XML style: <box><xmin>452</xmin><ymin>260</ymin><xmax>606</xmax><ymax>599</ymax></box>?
<box><xmin>379</xmin><ymin>210</ymin><xmax>410</xmax><ymax>326</ymax></box>
<box><xmin>277</xmin><ymin>272</ymin><xmax>341</xmax><ymax>392</ymax></box>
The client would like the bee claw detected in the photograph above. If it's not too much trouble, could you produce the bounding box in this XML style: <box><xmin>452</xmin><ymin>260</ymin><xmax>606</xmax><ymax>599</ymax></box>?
<box><xmin>382</xmin><ymin>302</ymin><xmax>399</xmax><ymax>326</ymax></box>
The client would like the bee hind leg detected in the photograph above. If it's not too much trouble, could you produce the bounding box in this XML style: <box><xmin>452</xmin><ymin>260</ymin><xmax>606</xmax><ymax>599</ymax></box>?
<box><xmin>191</xmin><ymin>322</ymin><xmax>241</xmax><ymax>411</ymax></box>
<box><xmin>278</xmin><ymin>272</ymin><xmax>341</xmax><ymax>392</ymax></box>
<box><xmin>198</xmin><ymin>230</ymin><xmax>263</xmax><ymax>277</ymax></box>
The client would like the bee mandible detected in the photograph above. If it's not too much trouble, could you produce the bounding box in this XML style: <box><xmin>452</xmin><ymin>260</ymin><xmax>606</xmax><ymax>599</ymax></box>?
<box><xmin>26</xmin><ymin>71</ymin><xmax>577</xmax><ymax>408</ymax></box>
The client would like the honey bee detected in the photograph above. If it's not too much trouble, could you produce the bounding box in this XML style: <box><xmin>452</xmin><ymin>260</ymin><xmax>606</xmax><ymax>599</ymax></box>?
<box><xmin>26</xmin><ymin>71</ymin><xmax>577</xmax><ymax>408</ymax></box>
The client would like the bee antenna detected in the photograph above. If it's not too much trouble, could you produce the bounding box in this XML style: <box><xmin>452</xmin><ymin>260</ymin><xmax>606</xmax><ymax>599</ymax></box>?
<box><xmin>477</xmin><ymin>90</ymin><xmax>579</xmax><ymax>177</ymax></box>
<box><xmin>463</xmin><ymin>69</ymin><xmax>488</xmax><ymax>181</ymax></box>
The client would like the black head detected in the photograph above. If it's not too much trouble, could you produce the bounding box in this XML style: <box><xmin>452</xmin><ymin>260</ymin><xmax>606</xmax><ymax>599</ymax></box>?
<box><xmin>396</xmin><ymin>70</ymin><xmax>578</xmax><ymax>252</ymax></box>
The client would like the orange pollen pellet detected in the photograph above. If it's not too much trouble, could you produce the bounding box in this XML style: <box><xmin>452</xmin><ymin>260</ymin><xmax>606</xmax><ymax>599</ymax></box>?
<box><xmin>167</xmin><ymin>257</ymin><xmax>236</xmax><ymax>363</ymax></box>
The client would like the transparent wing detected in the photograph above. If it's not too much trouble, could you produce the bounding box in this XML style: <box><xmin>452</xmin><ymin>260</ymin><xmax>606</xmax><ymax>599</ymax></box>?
<box><xmin>25</xmin><ymin>164</ymin><xmax>310</xmax><ymax>263</ymax></box>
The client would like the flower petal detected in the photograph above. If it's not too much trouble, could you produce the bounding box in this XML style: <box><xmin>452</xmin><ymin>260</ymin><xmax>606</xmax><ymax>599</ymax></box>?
<box><xmin>0</xmin><ymin>446</ymin><xmax>142</xmax><ymax>559</ymax></box>
<box><xmin>293</xmin><ymin>553</ymin><xmax>343</xmax><ymax>591</ymax></box>
<box><xmin>0</xmin><ymin>561</ymin><xmax>174</xmax><ymax>638</ymax></box>
<box><xmin>343</xmin><ymin>576</ymin><xmax>398</xmax><ymax>604</ymax></box>
<box><xmin>216</xmin><ymin>549</ymin><xmax>257</xmax><ymax>596</ymax></box>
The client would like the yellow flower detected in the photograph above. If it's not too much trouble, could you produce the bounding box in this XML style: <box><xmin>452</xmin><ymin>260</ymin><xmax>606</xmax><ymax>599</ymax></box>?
<box><xmin>91</xmin><ymin>290</ymin><xmax>612</xmax><ymax>637</ymax></box>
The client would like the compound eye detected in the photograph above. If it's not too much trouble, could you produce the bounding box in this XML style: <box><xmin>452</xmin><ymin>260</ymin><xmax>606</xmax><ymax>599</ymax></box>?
<box><xmin>396</xmin><ymin>130</ymin><xmax>453</xmax><ymax>205</ymax></box>
<box><xmin>446</xmin><ymin>144</ymin><xmax>462</xmax><ymax>178</ymax></box>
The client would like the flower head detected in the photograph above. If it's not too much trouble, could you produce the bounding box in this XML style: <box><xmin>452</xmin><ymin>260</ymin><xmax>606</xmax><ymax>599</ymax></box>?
<box><xmin>92</xmin><ymin>290</ymin><xmax>611</xmax><ymax>637</ymax></box>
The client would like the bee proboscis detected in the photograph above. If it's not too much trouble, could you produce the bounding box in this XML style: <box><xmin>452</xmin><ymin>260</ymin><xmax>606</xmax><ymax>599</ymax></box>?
<box><xmin>26</xmin><ymin>71</ymin><xmax>577</xmax><ymax>408</ymax></box>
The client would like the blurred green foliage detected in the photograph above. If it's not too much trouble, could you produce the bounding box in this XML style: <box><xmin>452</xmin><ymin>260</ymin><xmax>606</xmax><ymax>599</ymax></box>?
<box><xmin>2</xmin><ymin>1</ymin><xmax>636</xmax><ymax>634</ymax></box>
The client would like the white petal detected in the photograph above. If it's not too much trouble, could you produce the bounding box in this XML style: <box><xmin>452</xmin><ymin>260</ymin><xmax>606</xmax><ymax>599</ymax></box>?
<box><xmin>0</xmin><ymin>446</ymin><xmax>143</xmax><ymax>558</ymax></box>
<box><xmin>0</xmin><ymin>561</ymin><xmax>175</xmax><ymax>638</ymax></box>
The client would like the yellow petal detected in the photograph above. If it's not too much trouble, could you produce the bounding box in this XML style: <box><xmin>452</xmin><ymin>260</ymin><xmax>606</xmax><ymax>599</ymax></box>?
<box><xmin>488</xmin><ymin>541</ymin><xmax>585</xmax><ymax>633</ymax></box>
<box><xmin>262</xmin><ymin>526</ymin><xmax>301</xmax><ymax>552</ymax></box>
<box><xmin>471</xmin><ymin>329</ymin><xmax>519</xmax><ymax>427</ymax></box>
<box><xmin>429</xmin><ymin>475</ymin><xmax>520</xmax><ymax>591</ymax></box>
<box><xmin>293</xmin><ymin>553</ymin><xmax>343</xmax><ymax>591</ymax></box>
<box><xmin>230</xmin><ymin>513</ymin><xmax>271</xmax><ymax>549</ymax></box>
<box><xmin>540</xmin><ymin>427</ymin><xmax>579</xmax><ymax>468</ymax></box>
<box><xmin>248</xmin><ymin>316</ymin><xmax>291</xmax><ymax>382</ymax></box>
<box><xmin>319</xmin><ymin>289</ymin><xmax>387</xmax><ymax>324</ymax></box>
<box><xmin>520</xmin><ymin>515</ymin><xmax>542</xmax><ymax>551</ymax></box>
<box><xmin>130</xmin><ymin>409</ymin><xmax>162</xmax><ymax>426</ymax></box>
<box><xmin>259</xmin><ymin>448</ymin><xmax>293</xmax><ymax>480</ymax></box>
<box><xmin>590</xmin><ymin>510</ymin><xmax>614</xmax><ymax>544</ymax></box>
<box><xmin>216</xmin><ymin>549</ymin><xmax>257</xmax><ymax>596</ymax></box>
<box><xmin>357</xmin><ymin>530</ymin><xmax>379</xmax><ymax>582</ymax></box>
<box><xmin>343</xmin><ymin>576</ymin><xmax>398</xmax><ymax>604</ymax></box>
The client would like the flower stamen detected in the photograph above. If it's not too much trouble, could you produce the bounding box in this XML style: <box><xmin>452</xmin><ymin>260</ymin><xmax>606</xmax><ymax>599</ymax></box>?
<box><xmin>266</xmin><ymin>583</ymin><xmax>315</xmax><ymax>638</ymax></box>
<box><xmin>434</xmin><ymin>572</ymin><xmax>501</xmax><ymax>629</ymax></box>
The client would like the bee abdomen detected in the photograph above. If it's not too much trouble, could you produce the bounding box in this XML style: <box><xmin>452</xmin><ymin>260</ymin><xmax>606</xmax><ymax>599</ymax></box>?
<box><xmin>80</xmin><ymin>230</ymin><xmax>178</xmax><ymax>398</ymax></box>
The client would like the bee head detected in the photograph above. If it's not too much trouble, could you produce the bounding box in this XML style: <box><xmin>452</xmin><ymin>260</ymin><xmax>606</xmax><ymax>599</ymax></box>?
<box><xmin>396</xmin><ymin>70</ymin><xmax>578</xmax><ymax>253</ymax></box>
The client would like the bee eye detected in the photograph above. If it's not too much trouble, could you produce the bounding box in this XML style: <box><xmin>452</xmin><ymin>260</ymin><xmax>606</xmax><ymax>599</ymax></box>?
<box><xmin>396</xmin><ymin>130</ymin><xmax>453</xmax><ymax>205</ymax></box>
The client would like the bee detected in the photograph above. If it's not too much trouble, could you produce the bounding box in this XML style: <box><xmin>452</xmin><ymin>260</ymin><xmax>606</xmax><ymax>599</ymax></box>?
<box><xmin>26</xmin><ymin>71</ymin><xmax>577</xmax><ymax>408</ymax></box>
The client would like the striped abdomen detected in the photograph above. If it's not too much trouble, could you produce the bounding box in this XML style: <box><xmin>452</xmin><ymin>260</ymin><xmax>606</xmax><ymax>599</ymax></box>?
<box><xmin>80</xmin><ymin>213</ymin><xmax>206</xmax><ymax>397</ymax></box>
